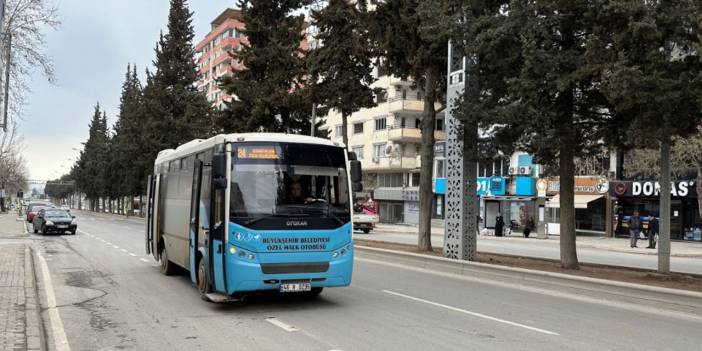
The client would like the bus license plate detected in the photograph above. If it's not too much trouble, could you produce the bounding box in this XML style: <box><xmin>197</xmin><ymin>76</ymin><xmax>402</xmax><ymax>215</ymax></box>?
<box><xmin>280</xmin><ymin>282</ymin><xmax>311</xmax><ymax>293</ymax></box>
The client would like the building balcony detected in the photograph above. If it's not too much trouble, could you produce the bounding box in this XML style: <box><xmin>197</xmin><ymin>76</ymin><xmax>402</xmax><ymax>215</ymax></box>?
<box><xmin>388</xmin><ymin>127</ymin><xmax>447</xmax><ymax>143</ymax></box>
<box><xmin>388</xmin><ymin>98</ymin><xmax>424</xmax><ymax>113</ymax></box>
<box><xmin>362</xmin><ymin>156</ymin><xmax>419</xmax><ymax>171</ymax></box>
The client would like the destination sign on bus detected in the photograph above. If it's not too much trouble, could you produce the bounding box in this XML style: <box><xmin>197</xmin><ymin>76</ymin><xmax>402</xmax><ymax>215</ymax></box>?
<box><xmin>237</xmin><ymin>146</ymin><xmax>281</xmax><ymax>160</ymax></box>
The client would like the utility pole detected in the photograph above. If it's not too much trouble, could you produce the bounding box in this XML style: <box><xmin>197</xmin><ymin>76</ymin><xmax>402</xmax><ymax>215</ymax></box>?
<box><xmin>658</xmin><ymin>139</ymin><xmax>671</xmax><ymax>273</ymax></box>
<box><xmin>310</xmin><ymin>104</ymin><xmax>316</xmax><ymax>137</ymax></box>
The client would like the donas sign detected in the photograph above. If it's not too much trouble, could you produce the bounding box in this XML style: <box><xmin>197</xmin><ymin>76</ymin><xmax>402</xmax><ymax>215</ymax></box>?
<box><xmin>609</xmin><ymin>181</ymin><xmax>697</xmax><ymax>198</ymax></box>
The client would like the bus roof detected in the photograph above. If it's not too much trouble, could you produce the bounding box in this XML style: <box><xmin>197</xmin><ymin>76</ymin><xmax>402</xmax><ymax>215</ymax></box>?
<box><xmin>155</xmin><ymin>133</ymin><xmax>342</xmax><ymax>165</ymax></box>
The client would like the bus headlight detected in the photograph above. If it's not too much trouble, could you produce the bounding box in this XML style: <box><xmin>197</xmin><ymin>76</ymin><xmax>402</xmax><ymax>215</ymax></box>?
<box><xmin>332</xmin><ymin>251</ymin><xmax>340</xmax><ymax>258</ymax></box>
<box><xmin>247</xmin><ymin>254</ymin><xmax>255</xmax><ymax>261</ymax></box>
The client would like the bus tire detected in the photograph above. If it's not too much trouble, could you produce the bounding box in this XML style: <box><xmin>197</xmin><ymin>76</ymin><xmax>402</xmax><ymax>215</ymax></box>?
<box><xmin>197</xmin><ymin>257</ymin><xmax>212</xmax><ymax>301</ymax></box>
<box><xmin>159</xmin><ymin>244</ymin><xmax>177</xmax><ymax>276</ymax></box>
<box><xmin>305</xmin><ymin>287</ymin><xmax>323</xmax><ymax>298</ymax></box>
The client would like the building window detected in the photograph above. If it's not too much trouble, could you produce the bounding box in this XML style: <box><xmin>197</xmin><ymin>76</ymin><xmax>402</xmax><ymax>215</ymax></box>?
<box><xmin>375</xmin><ymin>117</ymin><xmax>387</xmax><ymax>131</ymax></box>
<box><xmin>373</xmin><ymin>143</ymin><xmax>386</xmax><ymax>158</ymax></box>
<box><xmin>335</xmin><ymin>125</ymin><xmax>343</xmax><ymax>138</ymax></box>
<box><xmin>353</xmin><ymin>122</ymin><xmax>364</xmax><ymax>134</ymax></box>
<box><xmin>352</xmin><ymin>146</ymin><xmax>364</xmax><ymax>160</ymax></box>
<box><xmin>379</xmin><ymin>173</ymin><xmax>403</xmax><ymax>187</ymax></box>
<box><xmin>435</xmin><ymin>158</ymin><xmax>446</xmax><ymax>178</ymax></box>
<box><xmin>415</xmin><ymin>119</ymin><xmax>421</xmax><ymax>129</ymax></box>
<box><xmin>376</xmin><ymin>89</ymin><xmax>387</xmax><ymax>103</ymax></box>
<box><xmin>436</xmin><ymin>118</ymin><xmax>444</xmax><ymax>132</ymax></box>
<box><xmin>411</xmin><ymin>173</ymin><xmax>420</xmax><ymax>187</ymax></box>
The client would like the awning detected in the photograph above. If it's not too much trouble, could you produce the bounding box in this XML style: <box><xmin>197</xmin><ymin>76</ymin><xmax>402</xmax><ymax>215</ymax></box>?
<box><xmin>546</xmin><ymin>194</ymin><xmax>604</xmax><ymax>209</ymax></box>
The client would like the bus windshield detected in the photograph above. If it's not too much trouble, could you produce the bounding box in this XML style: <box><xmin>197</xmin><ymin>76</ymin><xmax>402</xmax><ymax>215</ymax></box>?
<box><xmin>230</xmin><ymin>143</ymin><xmax>351</xmax><ymax>229</ymax></box>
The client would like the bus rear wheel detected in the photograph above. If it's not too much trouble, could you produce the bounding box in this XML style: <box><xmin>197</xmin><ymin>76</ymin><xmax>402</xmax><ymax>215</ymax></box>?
<box><xmin>159</xmin><ymin>245</ymin><xmax>177</xmax><ymax>276</ymax></box>
<box><xmin>197</xmin><ymin>257</ymin><xmax>212</xmax><ymax>301</ymax></box>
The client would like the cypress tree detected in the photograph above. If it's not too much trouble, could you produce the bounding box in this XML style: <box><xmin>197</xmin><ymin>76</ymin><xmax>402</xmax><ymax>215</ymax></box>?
<box><xmin>142</xmin><ymin>0</ymin><xmax>214</xmax><ymax>168</ymax></box>
<box><xmin>367</xmin><ymin>1</ymin><xmax>449</xmax><ymax>252</ymax></box>
<box><xmin>219</xmin><ymin>0</ymin><xmax>314</xmax><ymax>133</ymax></box>
<box><xmin>308</xmin><ymin>0</ymin><xmax>377</xmax><ymax>146</ymax></box>
<box><xmin>76</xmin><ymin>104</ymin><xmax>110</xmax><ymax>211</ymax></box>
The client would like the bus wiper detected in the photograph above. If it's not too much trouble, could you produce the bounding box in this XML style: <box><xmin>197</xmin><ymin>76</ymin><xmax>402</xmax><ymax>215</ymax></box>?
<box><xmin>243</xmin><ymin>213</ymin><xmax>309</xmax><ymax>227</ymax></box>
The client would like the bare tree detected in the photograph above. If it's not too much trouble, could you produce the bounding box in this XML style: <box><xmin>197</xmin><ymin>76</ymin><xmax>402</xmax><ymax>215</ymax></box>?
<box><xmin>624</xmin><ymin>130</ymin><xmax>702</xmax><ymax>218</ymax></box>
<box><xmin>3</xmin><ymin>0</ymin><xmax>59</xmax><ymax>119</ymax></box>
<box><xmin>0</xmin><ymin>122</ymin><xmax>28</xmax><ymax>210</ymax></box>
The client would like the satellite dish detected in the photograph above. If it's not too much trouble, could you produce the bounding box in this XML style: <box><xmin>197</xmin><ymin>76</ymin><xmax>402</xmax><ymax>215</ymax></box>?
<box><xmin>385</xmin><ymin>144</ymin><xmax>394</xmax><ymax>156</ymax></box>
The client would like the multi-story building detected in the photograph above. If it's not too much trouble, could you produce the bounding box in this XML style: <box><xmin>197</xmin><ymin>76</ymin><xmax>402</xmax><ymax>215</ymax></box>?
<box><xmin>322</xmin><ymin>70</ymin><xmax>447</xmax><ymax>224</ymax></box>
<box><xmin>195</xmin><ymin>8</ymin><xmax>245</xmax><ymax>110</ymax></box>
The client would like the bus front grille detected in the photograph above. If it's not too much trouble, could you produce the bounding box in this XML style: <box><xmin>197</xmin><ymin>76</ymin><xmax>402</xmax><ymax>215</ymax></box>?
<box><xmin>260</xmin><ymin>262</ymin><xmax>330</xmax><ymax>274</ymax></box>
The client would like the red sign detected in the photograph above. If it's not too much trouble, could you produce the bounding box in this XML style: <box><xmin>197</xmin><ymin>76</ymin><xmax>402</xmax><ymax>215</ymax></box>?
<box><xmin>614</xmin><ymin>182</ymin><xmax>627</xmax><ymax>196</ymax></box>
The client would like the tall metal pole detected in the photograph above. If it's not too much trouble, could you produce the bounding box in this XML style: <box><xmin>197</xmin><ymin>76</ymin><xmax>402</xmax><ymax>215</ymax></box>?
<box><xmin>310</xmin><ymin>104</ymin><xmax>316</xmax><ymax>137</ymax></box>
<box><xmin>658</xmin><ymin>139</ymin><xmax>671</xmax><ymax>273</ymax></box>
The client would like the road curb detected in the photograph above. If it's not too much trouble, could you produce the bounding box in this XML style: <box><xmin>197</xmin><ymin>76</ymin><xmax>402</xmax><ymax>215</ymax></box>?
<box><xmin>24</xmin><ymin>245</ymin><xmax>46</xmax><ymax>351</ymax></box>
<box><xmin>355</xmin><ymin>245</ymin><xmax>702</xmax><ymax>317</ymax></box>
<box><xmin>356</xmin><ymin>245</ymin><xmax>702</xmax><ymax>298</ymax></box>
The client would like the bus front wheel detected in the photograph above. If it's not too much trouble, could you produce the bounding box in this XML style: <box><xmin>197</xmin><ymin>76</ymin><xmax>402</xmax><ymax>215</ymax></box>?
<box><xmin>197</xmin><ymin>257</ymin><xmax>212</xmax><ymax>301</ymax></box>
<box><xmin>159</xmin><ymin>244</ymin><xmax>177</xmax><ymax>276</ymax></box>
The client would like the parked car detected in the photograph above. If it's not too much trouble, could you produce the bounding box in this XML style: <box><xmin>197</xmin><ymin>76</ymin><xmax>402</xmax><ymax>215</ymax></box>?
<box><xmin>32</xmin><ymin>208</ymin><xmax>77</xmax><ymax>235</ymax></box>
<box><xmin>26</xmin><ymin>203</ymin><xmax>54</xmax><ymax>223</ymax></box>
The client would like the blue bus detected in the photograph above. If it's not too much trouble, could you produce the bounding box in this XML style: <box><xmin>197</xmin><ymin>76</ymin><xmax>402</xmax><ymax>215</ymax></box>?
<box><xmin>145</xmin><ymin>133</ymin><xmax>362</xmax><ymax>302</ymax></box>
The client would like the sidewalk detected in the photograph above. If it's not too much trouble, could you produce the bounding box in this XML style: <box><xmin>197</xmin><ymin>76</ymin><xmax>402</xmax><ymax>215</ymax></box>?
<box><xmin>374</xmin><ymin>222</ymin><xmax>702</xmax><ymax>258</ymax></box>
<box><xmin>0</xmin><ymin>212</ymin><xmax>43</xmax><ymax>351</ymax></box>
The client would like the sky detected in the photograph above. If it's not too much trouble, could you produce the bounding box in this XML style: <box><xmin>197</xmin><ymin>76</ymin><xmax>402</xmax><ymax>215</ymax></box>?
<box><xmin>18</xmin><ymin>0</ymin><xmax>233</xmax><ymax>181</ymax></box>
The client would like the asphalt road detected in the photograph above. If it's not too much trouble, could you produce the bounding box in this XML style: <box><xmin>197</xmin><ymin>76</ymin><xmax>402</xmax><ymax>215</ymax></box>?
<box><xmin>27</xmin><ymin>211</ymin><xmax>702</xmax><ymax>351</ymax></box>
<box><xmin>361</xmin><ymin>230</ymin><xmax>702</xmax><ymax>275</ymax></box>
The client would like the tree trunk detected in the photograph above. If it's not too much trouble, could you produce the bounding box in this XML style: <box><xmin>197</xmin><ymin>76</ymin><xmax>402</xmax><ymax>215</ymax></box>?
<box><xmin>559</xmin><ymin>142</ymin><xmax>579</xmax><ymax>269</ymax></box>
<box><xmin>697</xmin><ymin>168</ymin><xmax>702</xmax><ymax>221</ymax></box>
<box><xmin>341</xmin><ymin>111</ymin><xmax>349</xmax><ymax>149</ymax></box>
<box><xmin>418</xmin><ymin>69</ymin><xmax>439</xmax><ymax>252</ymax></box>
<box><xmin>139</xmin><ymin>194</ymin><xmax>143</xmax><ymax>217</ymax></box>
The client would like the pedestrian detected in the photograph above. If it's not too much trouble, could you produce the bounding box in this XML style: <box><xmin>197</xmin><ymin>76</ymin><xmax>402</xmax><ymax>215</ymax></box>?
<box><xmin>495</xmin><ymin>215</ymin><xmax>504</xmax><ymax>237</ymax></box>
<box><xmin>628</xmin><ymin>211</ymin><xmax>641</xmax><ymax>248</ymax></box>
<box><xmin>524</xmin><ymin>217</ymin><xmax>535</xmax><ymax>238</ymax></box>
<box><xmin>647</xmin><ymin>215</ymin><xmax>659</xmax><ymax>249</ymax></box>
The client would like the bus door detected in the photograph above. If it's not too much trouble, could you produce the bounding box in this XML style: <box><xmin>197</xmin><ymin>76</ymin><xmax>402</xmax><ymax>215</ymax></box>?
<box><xmin>188</xmin><ymin>160</ymin><xmax>204</xmax><ymax>283</ymax></box>
<box><xmin>210</xmin><ymin>152</ymin><xmax>228</xmax><ymax>293</ymax></box>
<box><xmin>145</xmin><ymin>174</ymin><xmax>160</xmax><ymax>259</ymax></box>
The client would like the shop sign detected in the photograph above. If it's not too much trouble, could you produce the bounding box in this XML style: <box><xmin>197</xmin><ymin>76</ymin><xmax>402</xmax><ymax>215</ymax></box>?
<box><xmin>434</xmin><ymin>142</ymin><xmax>446</xmax><ymax>157</ymax></box>
<box><xmin>536</xmin><ymin>179</ymin><xmax>548</xmax><ymax>197</ymax></box>
<box><xmin>402</xmin><ymin>188</ymin><xmax>420</xmax><ymax>201</ymax></box>
<box><xmin>544</xmin><ymin>176</ymin><xmax>609</xmax><ymax>195</ymax></box>
<box><xmin>477</xmin><ymin>176</ymin><xmax>506</xmax><ymax>196</ymax></box>
<box><xmin>609</xmin><ymin>180</ymin><xmax>697</xmax><ymax>198</ymax></box>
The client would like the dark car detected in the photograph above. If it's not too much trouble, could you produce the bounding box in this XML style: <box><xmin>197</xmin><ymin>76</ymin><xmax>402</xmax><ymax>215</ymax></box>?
<box><xmin>32</xmin><ymin>209</ymin><xmax>77</xmax><ymax>235</ymax></box>
<box><xmin>26</xmin><ymin>203</ymin><xmax>54</xmax><ymax>223</ymax></box>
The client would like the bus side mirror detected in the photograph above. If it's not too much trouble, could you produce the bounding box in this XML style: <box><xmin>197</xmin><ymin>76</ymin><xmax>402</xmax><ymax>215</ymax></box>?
<box><xmin>350</xmin><ymin>160</ymin><xmax>363</xmax><ymax>192</ymax></box>
<box><xmin>213</xmin><ymin>153</ymin><xmax>227</xmax><ymax>179</ymax></box>
<box><xmin>350</xmin><ymin>160</ymin><xmax>362</xmax><ymax>183</ymax></box>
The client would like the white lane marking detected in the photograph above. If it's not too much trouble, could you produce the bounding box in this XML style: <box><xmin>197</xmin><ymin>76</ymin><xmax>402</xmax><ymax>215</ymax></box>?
<box><xmin>140</xmin><ymin>258</ymin><xmax>150</xmax><ymax>263</ymax></box>
<box><xmin>36</xmin><ymin>250</ymin><xmax>72</xmax><ymax>351</ymax></box>
<box><xmin>382</xmin><ymin>290</ymin><xmax>560</xmax><ymax>336</ymax></box>
<box><xmin>129</xmin><ymin>253</ymin><xmax>137</xmax><ymax>257</ymax></box>
<box><xmin>266</xmin><ymin>317</ymin><xmax>299</xmax><ymax>332</ymax></box>
<box><xmin>120</xmin><ymin>249</ymin><xmax>128</xmax><ymax>253</ymax></box>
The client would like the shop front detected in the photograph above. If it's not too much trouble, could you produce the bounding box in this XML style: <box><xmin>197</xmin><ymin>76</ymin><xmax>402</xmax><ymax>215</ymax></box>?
<box><xmin>481</xmin><ymin>176</ymin><xmax>538</xmax><ymax>233</ymax></box>
<box><xmin>544</xmin><ymin>176</ymin><xmax>610</xmax><ymax>235</ymax></box>
<box><xmin>609</xmin><ymin>180</ymin><xmax>701</xmax><ymax>242</ymax></box>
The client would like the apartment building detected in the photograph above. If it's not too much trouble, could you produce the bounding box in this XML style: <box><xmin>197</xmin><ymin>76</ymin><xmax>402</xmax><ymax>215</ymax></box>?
<box><xmin>323</xmin><ymin>72</ymin><xmax>447</xmax><ymax>224</ymax></box>
<box><xmin>195</xmin><ymin>8</ymin><xmax>245</xmax><ymax>109</ymax></box>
